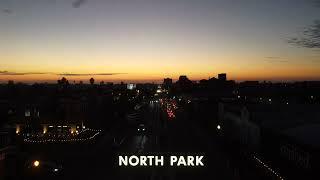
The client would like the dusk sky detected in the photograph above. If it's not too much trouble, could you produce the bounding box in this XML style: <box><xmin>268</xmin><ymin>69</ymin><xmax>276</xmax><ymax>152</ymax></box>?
<box><xmin>1</xmin><ymin>0</ymin><xmax>320</xmax><ymax>83</ymax></box>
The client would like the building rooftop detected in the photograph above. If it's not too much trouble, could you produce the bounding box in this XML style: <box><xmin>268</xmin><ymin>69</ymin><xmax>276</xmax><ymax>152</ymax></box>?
<box><xmin>283</xmin><ymin>124</ymin><xmax>320</xmax><ymax>149</ymax></box>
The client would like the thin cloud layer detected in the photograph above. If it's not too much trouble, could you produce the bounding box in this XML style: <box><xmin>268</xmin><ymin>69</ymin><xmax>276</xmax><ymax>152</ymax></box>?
<box><xmin>265</xmin><ymin>56</ymin><xmax>282</xmax><ymax>59</ymax></box>
<box><xmin>0</xmin><ymin>71</ymin><xmax>46</xmax><ymax>75</ymax></box>
<box><xmin>288</xmin><ymin>0</ymin><xmax>320</xmax><ymax>49</ymax></box>
<box><xmin>288</xmin><ymin>21</ymin><xmax>320</xmax><ymax>48</ymax></box>
<box><xmin>2</xmin><ymin>9</ymin><xmax>12</xmax><ymax>14</ymax></box>
<box><xmin>0</xmin><ymin>71</ymin><xmax>126</xmax><ymax>76</ymax></box>
<box><xmin>264</xmin><ymin>57</ymin><xmax>288</xmax><ymax>63</ymax></box>
<box><xmin>72</xmin><ymin>0</ymin><xmax>87</xmax><ymax>8</ymax></box>
<box><xmin>58</xmin><ymin>73</ymin><xmax>127</xmax><ymax>76</ymax></box>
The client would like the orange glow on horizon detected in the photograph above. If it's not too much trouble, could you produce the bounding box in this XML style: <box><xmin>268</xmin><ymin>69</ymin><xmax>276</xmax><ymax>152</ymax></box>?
<box><xmin>1</xmin><ymin>66</ymin><xmax>320</xmax><ymax>84</ymax></box>
<box><xmin>1</xmin><ymin>55</ymin><xmax>320</xmax><ymax>83</ymax></box>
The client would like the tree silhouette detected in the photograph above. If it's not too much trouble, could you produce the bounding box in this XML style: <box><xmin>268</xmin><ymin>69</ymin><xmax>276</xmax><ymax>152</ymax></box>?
<box><xmin>58</xmin><ymin>77</ymin><xmax>68</xmax><ymax>85</ymax></box>
<box><xmin>90</xmin><ymin>77</ymin><xmax>95</xmax><ymax>85</ymax></box>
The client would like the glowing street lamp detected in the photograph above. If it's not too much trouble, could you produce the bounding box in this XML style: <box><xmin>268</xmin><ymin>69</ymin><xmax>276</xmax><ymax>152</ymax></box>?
<box><xmin>33</xmin><ymin>160</ymin><xmax>40</xmax><ymax>167</ymax></box>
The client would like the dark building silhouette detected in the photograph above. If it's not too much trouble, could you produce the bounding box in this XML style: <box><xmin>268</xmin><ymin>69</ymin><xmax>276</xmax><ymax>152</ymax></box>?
<box><xmin>56</xmin><ymin>97</ymin><xmax>88</xmax><ymax>133</ymax></box>
<box><xmin>177</xmin><ymin>75</ymin><xmax>192</xmax><ymax>85</ymax></box>
<box><xmin>218</xmin><ymin>73</ymin><xmax>227</xmax><ymax>81</ymax></box>
<box><xmin>218</xmin><ymin>102</ymin><xmax>320</xmax><ymax>179</ymax></box>
<box><xmin>175</xmin><ymin>75</ymin><xmax>193</xmax><ymax>92</ymax></box>
<box><xmin>240</xmin><ymin>81</ymin><xmax>260</xmax><ymax>87</ymax></box>
<box><xmin>163</xmin><ymin>78</ymin><xmax>173</xmax><ymax>89</ymax></box>
<box><xmin>0</xmin><ymin>127</ymin><xmax>16</xmax><ymax>177</ymax></box>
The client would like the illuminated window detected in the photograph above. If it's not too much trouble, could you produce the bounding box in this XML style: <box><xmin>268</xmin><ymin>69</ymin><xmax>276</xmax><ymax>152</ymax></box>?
<box><xmin>25</xmin><ymin>109</ymin><xmax>30</xmax><ymax>117</ymax></box>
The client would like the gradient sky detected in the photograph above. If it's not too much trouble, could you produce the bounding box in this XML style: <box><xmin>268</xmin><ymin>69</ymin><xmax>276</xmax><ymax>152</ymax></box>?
<box><xmin>1</xmin><ymin>0</ymin><xmax>320</xmax><ymax>83</ymax></box>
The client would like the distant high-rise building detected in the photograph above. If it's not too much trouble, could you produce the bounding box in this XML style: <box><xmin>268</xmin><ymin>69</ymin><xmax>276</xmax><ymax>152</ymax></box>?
<box><xmin>178</xmin><ymin>75</ymin><xmax>189</xmax><ymax>82</ymax></box>
<box><xmin>163</xmin><ymin>78</ymin><xmax>173</xmax><ymax>89</ymax></box>
<box><xmin>218</xmin><ymin>73</ymin><xmax>227</xmax><ymax>81</ymax></box>
<box><xmin>176</xmin><ymin>75</ymin><xmax>192</xmax><ymax>90</ymax></box>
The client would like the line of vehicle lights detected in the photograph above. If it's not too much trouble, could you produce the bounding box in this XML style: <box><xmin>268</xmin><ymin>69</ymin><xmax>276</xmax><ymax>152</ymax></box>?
<box><xmin>253</xmin><ymin>155</ymin><xmax>284</xmax><ymax>180</ymax></box>
<box><xmin>166</xmin><ymin>105</ymin><xmax>176</xmax><ymax>118</ymax></box>
<box><xmin>167</xmin><ymin>108</ymin><xmax>175</xmax><ymax>118</ymax></box>
<box><xmin>162</xmin><ymin>99</ymin><xmax>178</xmax><ymax>119</ymax></box>
<box><xmin>24</xmin><ymin>128</ymin><xmax>102</xmax><ymax>143</ymax></box>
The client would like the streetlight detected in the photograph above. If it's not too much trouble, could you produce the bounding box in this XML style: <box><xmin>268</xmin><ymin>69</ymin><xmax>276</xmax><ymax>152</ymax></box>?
<box><xmin>33</xmin><ymin>160</ymin><xmax>40</xmax><ymax>167</ymax></box>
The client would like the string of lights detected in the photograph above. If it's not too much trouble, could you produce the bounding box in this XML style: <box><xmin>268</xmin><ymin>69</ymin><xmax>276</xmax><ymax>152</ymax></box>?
<box><xmin>23</xmin><ymin>128</ymin><xmax>102</xmax><ymax>144</ymax></box>
<box><xmin>252</xmin><ymin>154</ymin><xmax>285</xmax><ymax>180</ymax></box>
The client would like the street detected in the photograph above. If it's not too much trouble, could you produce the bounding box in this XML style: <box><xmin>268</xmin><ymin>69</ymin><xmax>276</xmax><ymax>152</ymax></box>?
<box><xmin>18</xmin><ymin>99</ymin><xmax>271</xmax><ymax>180</ymax></box>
